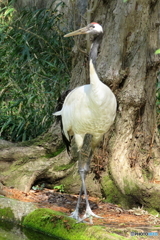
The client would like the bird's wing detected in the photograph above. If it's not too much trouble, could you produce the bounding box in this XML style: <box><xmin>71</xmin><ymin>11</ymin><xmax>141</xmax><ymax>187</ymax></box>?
<box><xmin>60</xmin><ymin>85</ymin><xmax>91</xmax><ymax>137</ymax></box>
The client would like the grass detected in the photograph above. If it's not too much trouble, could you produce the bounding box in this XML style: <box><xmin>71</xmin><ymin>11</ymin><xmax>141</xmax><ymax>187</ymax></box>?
<box><xmin>0</xmin><ymin>0</ymin><xmax>73</xmax><ymax>142</ymax></box>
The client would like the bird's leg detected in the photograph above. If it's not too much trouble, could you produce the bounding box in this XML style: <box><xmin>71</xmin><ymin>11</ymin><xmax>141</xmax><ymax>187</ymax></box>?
<box><xmin>78</xmin><ymin>169</ymin><xmax>103</xmax><ymax>224</ymax></box>
<box><xmin>70</xmin><ymin>139</ymin><xmax>103</xmax><ymax>224</ymax></box>
<box><xmin>78</xmin><ymin>150</ymin><xmax>103</xmax><ymax>224</ymax></box>
<box><xmin>69</xmin><ymin>150</ymin><xmax>87</xmax><ymax>222</ymax></box>
<box><xmin>70</xmin><ymin>184</ymin><xmax>83</xmax><ymax>221</ymax></box>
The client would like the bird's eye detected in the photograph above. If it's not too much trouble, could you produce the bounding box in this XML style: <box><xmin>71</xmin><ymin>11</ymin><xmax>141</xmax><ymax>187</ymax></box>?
<box><xmin>90</xmin><ymin>25</ymin><xmax>95</xmax><ymax>30</ymax></box>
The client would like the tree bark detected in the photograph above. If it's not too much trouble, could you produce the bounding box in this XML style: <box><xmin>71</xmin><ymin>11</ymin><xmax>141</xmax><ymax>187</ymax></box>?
<box><xmin>106</xmin><ymin>0</ymin><xmax>160</xmax><ymax>210</ymax></box>
<box><xmin>0</xmin><ymin>124</ymin><xmax>72</xmax><ymax>192</ymax></box>
<box><xmin>69</xmin><ymin>0</ymin><xmax>160</xmax><ymax>210</ymax></box>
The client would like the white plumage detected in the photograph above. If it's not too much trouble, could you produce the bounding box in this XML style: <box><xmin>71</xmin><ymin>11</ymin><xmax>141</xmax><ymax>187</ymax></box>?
<box><xmin>53</xmin><ymin>23</ymin><xmax>117</xmax><ymax>223</ymax></box>
<box><xmin>54</xmin><ymin>59</ymin><xmax>116</xmax><ymax>151</ymax></box>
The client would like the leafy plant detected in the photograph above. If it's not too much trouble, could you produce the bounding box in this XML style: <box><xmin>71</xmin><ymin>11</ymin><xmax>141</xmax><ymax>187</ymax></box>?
<box><xmin>155</xmin><ymin>49</ymin><xmax>160</xmax><ymax>55</ymax></box>
<box><xmin>32</xmin><ymin>183</ymin><xmax>45</xmax><ymax>191</ymax></box>
<box><xmin>54</xmin><ymin>184</ymin><xmax>64</xmax><ymax>192</ymax></box>
<box><xmin>0</xmin><ymin>1</ymin><xmax>73</xmax><ymax>142</ymax></box>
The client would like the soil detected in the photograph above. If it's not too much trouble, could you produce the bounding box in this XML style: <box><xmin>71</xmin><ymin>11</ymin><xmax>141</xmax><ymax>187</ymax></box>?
<box><xmin>1</xmin><ymin>186</ymin><xmax>160</xmax><ymax>240</ymax></box>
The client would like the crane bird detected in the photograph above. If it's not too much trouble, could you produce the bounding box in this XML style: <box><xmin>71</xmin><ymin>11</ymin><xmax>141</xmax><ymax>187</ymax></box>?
<box><xmin>53</xmin><ymin>22</ymin><xmax>117</xmax><ymax>223</ymax></box>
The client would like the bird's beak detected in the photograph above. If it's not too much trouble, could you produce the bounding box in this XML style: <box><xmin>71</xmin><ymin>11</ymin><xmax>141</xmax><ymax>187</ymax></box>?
<box><xmin>64</xmin><ymin>26</ymin><xmax>89</xmax><ymax>37</ymax></box>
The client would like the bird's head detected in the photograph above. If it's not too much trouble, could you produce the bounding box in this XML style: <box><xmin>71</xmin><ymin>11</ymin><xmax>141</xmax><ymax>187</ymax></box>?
<box><xmin>64</xmin><ymin>22</ymin><xmax>103</xmax><ymax>38</ymax></box>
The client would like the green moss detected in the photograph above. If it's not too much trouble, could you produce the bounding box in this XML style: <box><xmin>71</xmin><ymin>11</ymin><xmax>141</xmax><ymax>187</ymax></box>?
<box><xmin>142</xmin><ymin>167</ymin><xmax>153</xmax><ymax>181</ymax></box>
<box><xmin>84</xmin><ymin>226</ymin><xmax>137</xmax><ymax>240</ymax></box>
<box><xmin>60</xmin><ymin>172</ymin><xmax>80</xmax><ymax>193</ymax></box>
<box><xmin>146</xmin><ymin>208</ymin><xmax>160</xmax><ymax>217</ymax></box>
<box><xmin>17</xmin><ymin>132</ymin><xmax>53</xmax><ymax>147</ymax></box>
<box><xmin>2</xmin><ymin>156</ymin><xmax>32</xmax><ymax>177</ymax></box>
<box><xmin>123</xmin><ymin>179</ymin><xmax>145</xmax><ymax>206</ymax></box>
<box><xmin>0</xmin><ymin>219</ymin><xmax>15</xmax><ymax>231</ymax></box>
<box><xmin>23</xmin><ymin>208</ymin><xmax>86</xmax><ymax>240</ymax></box>
<box><xmin>101</xmin><ymin>175</ymin><xmax>148</xmax><ymax>209</ymax></box>
<box><xmin>0</xmin><ymin>235</ymin><xmax>8</xmax><ymax>240</ymax></box>
<box><xmin>101</xmin><ymin>175</ymin><xmax>120</xmax><ymax>203</ymax></box>
<box><xmin>123</xmin><ymin>179</ymin><xmax>160</xmax><ymax>211</ymax></box>
<box><xmin>101</xmin><ymin>175</ymin><xmax>129</xmax><ymax>207</ymax></box>
<box><xmin>142</xmin><ymin>192</ymin><xmax>160</xmax><ymax>212</ymax></box>
<box><xmin>123</xmin><ymin>179</ymin><xmax>138</xmax><ymax>195</ymax></box>
<box><xmin>0</xmin><ymin>207</ymin><xmax>14</xmax><ymax>221</ymax></box>
<box><xmin>43</xmin><ymin>146</ymin><xmax>65</xmax><ymax>159</ymax></box>
<box><xmin>22</xmin><ymin>208</ymin><xmax>132</xmax><ymax>240</ymax></box>
<box><xmin>12</xmin><ymin>156</ymin><xmax>30</xmax><ymax>166</ymax></box>
<box><xmin>50</xmin><ymin>146</ymin><xmax>65</xmax><ymax>158</ymax></box>
<box><xmin>54</xmin><ymin>162</ymin><xmax>74</xmax><ymax>171</ymax></box>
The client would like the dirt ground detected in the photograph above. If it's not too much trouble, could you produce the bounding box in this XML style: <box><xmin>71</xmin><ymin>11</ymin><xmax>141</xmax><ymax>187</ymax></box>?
<box><xmin>1</xmin><ymin>186</ymin><xmax>160</xmax><ymax>240</ymax></box>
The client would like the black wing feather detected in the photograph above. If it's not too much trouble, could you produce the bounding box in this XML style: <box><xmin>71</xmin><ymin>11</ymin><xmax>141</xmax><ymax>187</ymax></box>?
<box><xmin>54</xmin><ymin>90</ymin><xmax>72</xmax><ymax>154</ymax></box>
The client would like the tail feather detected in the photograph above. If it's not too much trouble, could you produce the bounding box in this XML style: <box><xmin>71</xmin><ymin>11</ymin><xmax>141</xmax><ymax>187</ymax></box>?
<box><xmin>54</xmin><ymin>89</ymin><xmax>72</xmax><ymax>154</ymax></box>
<box><xmin>53</xmin><ymin>110</ymin><xmax>62</xmax><ymax>116</ymax></box>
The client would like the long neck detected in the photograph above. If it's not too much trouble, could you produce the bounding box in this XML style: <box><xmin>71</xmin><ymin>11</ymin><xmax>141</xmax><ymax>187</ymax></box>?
<box><xmin>89</xmin><ymin>33</ymin><xmax>103</xmax><ymax>72</ymax></box>
<box><xmin>89</xmin><ymin>57</ymin><xmax>106</xmax><ymax>105</ymax></box>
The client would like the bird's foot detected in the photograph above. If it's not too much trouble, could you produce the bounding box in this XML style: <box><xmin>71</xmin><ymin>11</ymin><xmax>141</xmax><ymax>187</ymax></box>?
<box><xmin>78</xmin><ymin>206</ymin><xmax>103</xmax><ymax>224</ymax></box>
<box><xmin>69</xmin><ymin>210</ymin><xmax>85</xmax><ymax>223</ymax></box>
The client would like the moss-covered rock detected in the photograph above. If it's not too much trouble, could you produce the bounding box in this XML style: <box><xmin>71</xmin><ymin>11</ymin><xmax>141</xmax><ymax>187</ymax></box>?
<box><xmin>0</xmin><ymin>207</ymin><xmax>14</xmax><ymax>221</ymax></box>
<box><xmin>22</xmin><ymin>208</ymin><xmax>135</xmax><ymax>240</ymax></box>
<box><xmin>123</xmin><ymin>178</ymin><xmax>160</xmax><ymax>211</ymax></box>
<box><xmin>0</xmin><ymin>196</ymin><xmax>141</xmax><ymax>240</ymax></box>
<box><xmin>102</xmin><ymin>174</ymin><xmax>160</xmax><ymax>213</ymax></box>
<box><xmin>0</xmin><ymin>197</ymin><xmax>36</xmax><ymax>222</ymax></box>
<box><xmin>146</xmin><ymin>208</ymin><xmax>160</xmax><ymax>217</ymax></box>
<box><xmin>101</xmin><ymin>175</ymin><xmax>130</xmax><ymax>208</ymax></box>
<box><xmin>142</xmin><ymin>190</ymin><xmax>160</xmax><ymax>212</ymax></box>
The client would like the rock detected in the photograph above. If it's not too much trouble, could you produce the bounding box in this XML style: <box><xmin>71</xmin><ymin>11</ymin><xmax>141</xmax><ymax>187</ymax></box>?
<box><xmin>0</xmin><ymin>197</ymin><xmax>36</xmax><ymax>221</ymax></box>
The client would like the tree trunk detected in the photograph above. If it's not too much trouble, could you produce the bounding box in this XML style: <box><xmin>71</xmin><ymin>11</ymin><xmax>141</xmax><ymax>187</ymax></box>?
<box><xmin>69</xmin><ymin>0</ymin><xmax>160</xmax><ymax>210</ymax></box>
<box><xmin>106</xmin><ymin>0</ymin><xmax>160</xmax><ymax>211</ymax></box>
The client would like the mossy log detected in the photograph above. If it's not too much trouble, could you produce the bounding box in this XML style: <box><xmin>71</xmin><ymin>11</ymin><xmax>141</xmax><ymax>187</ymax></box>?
<box><xmin>0</xmin><ymin>124</ymin><xmax>102</xmax><ymax>196</ymax></box>
<box><xmin>0</xmin><ymin>124</ymin><xmax>75</xmax><ymax>193</ymax></box>
<box><xmin>0</xmin><ymin>196</ymin><xmax>138</xmax><ymax>240</ymax></box>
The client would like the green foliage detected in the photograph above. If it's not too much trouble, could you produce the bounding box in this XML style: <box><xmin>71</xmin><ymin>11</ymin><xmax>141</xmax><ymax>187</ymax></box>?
<box><xmin>0</xmin><ymin>207</ymin><xmax>14</xmax><ymax>221</ymax></box>
<box><xmin>32</xmin><ymin>183</ymin><xmax>45</xmax><ymax>191</ymax></box>
<box><xmin>155</xmin><ymin>49</ymin><xmax>160</xmax><ymax>55</ymax></box>
<box><xmin>54</xmin><ymin>184</ymin><xmax>64</xmax><ymax>192</ymax></box>
<box><xmin>0</xmin><ymin>1</ymin><xmax>73</xmax><ymax>142</ymax></box>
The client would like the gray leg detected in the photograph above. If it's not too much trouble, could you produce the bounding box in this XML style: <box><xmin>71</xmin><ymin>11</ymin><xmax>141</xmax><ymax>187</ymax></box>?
<box><xmin>79</xmin><ymin>150</ymin><xmax>103</xmax><ymax>224</ymax></box>
<box><xmin>69</xmin><ymin>150</ymin><xmax>87</xmax><ymax>222</ymax></box>
<box><xmin>78</xmin><ymin>169</ymin><xmax>103</xmax><ymax>224</ymax></box>
<box><xmin>70</xmin><ymin>184</ymin><xmax>83</xmax><ymax>221</ymax></box>
<box><xmin>70</xmin><ymin>141</ymin><xmax>102</xmax><ymax>224</ymax></box>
